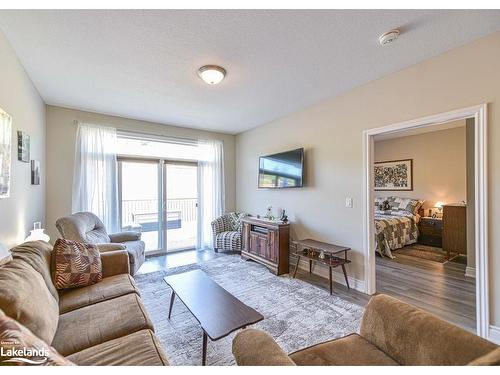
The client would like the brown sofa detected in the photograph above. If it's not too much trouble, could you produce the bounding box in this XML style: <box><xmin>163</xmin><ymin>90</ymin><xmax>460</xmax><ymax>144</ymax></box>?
<box><xmin>233</xmin><ymin>294</ymin><xmax>500</xmax><ymax>366</ymax></box>
<box><xmin>0</xmin><ymin>240</ymin><xmax>168</xmax><ymax>366</ymax></box>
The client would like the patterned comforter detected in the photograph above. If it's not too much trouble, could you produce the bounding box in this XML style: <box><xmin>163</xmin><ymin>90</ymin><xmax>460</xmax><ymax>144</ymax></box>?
<box><xmin>374</xmin><ymin>210</ymin><xmax>420</xmax><ymax>258</ymax></box>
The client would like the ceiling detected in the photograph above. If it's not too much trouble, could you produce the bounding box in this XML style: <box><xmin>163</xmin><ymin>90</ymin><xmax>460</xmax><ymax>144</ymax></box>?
<box><xmin>0</xmin><ymin>10</ymin><xmax>499</xmax><ymax>135</ymax></box>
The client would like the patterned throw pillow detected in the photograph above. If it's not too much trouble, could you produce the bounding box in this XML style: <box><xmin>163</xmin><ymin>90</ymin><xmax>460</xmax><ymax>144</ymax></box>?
<box><xmin>0</xmin><ymin>314</ymin><xmax>74</xmax><ymax>366</ymax></box>
<box><xmin>52</xmin><ymin>239</ymin><xmax>102</xmax><ymax>290</ymax></box>
<box><xmin>228</xmin><ymin>212</ymin><xmax>247</xmax><ymax>231</ymax></box>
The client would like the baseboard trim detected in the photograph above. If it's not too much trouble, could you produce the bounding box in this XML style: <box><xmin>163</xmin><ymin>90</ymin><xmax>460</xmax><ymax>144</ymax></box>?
<box><xmin>465</xmin><ymin>266</ymin><xmax>476</xmax><ymax>279</ymax></box>
<box><xmin>488</xmin><ymin>325</ymin><xmax>500</xmax><ymax>344</ymax></box>
<box><xmin>290</xmin><ymin>255</ymin><xmax>366</xmax><ymax>293</ymax></box>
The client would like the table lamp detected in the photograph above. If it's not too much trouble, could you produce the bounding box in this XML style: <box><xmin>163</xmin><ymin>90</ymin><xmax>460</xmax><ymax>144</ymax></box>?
<box><xmin>434</xmin><ymin>202</ymin><xmax>444</xmax><ymax>217</ymax></box>
<box><xmin>25</xmin><ymin>222</ymin><xmax>50</xmax><ymax>242</ymax></box>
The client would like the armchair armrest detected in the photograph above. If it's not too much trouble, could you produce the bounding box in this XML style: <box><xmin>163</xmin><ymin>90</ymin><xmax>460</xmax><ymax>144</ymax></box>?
<box><xmin>232</xmin><ymin>329</ymin><xmax>295</xmax><ymax>366</ymax></box>
<box><xmin>100</xmin><ymin>250</ymin><xmax>130</xmax><ymax>277</ymax></box>
<box><xmin>95</xmin><ymin>243</ymin><xmax>127</xmax><ymax>253</ymax></box>
<box><xmin>109</xmin><ymin>231</ymin><xmax>141</xmax><ymax>243</ymax></box>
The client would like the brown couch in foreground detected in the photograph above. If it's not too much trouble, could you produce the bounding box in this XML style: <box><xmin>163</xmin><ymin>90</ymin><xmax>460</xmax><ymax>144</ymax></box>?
<box><xmin>0</xmin><ymin>240</ymin><xmax>168</xmax><ymax>366</ymax></box>
<box><xmin>233</xmin><ymin>294</ymin><xmax>500</xmax><ymax>366</ymax></box>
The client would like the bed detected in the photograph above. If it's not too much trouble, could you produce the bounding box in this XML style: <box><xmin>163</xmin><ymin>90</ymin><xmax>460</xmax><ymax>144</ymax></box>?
<box><xmin>374</xmin><ymin>196</ymin><xmax>424</xmax><ymax>258</ymax></box>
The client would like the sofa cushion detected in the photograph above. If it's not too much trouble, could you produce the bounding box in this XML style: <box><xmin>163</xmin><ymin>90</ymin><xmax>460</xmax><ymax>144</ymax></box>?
<box><xmin>67</xmin><ymin>329</ymin><xmax>168</xmax><ymax>366</ymax></box>
<box><xmin>0</xmin><ymin>258</ymin><xmax>59</xmax><ymax>344</ymax></box>
<box><xmin>0</xmin><ymin>314</ymin><xmax>74</xmax><ymax>366</ymax></box>
<box><xmin>289</xmin><ymin>333</ymin><xmax>399</xmax><ymax>366</ymax></box>
<box><xmin>10</xmin><ymin>241</ymin><xmax>59</xmax><ymax>302</ymax></box>
<box><xmin>52</xmin><ymin>293</ymin><xmax>153</xmax><ymax>355</ymax></box>
<box><xmin>52</xmin><ymin>239</ymin><xmax>102</xmax><ymax>290</ymax></box>
<box><xmin>215</xmin><ymin>231</ymin><xmax>242</xmax><ymax>251</ymax></box>
<box><xmin>58</xmin><ymin>274</ymin><xmax>140</xmax><ymax>314</ymax></box>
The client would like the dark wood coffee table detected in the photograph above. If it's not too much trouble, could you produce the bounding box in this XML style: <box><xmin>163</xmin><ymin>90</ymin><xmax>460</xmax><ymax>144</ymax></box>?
<box><xmin>163</xmin><ymin>269</ymin><xmax>263</xmax><ymax>365</ymax></box>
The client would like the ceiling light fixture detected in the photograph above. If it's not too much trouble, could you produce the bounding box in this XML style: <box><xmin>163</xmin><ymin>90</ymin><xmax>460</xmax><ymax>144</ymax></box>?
<box><xmin>378</xmin><ymin>29</ymin><xmax>400</xmax><ymax>46</ymax></box>
<box><xmin>197</xmin><ymin>65</ymin><xmax>226</xmax><ymax>85</ymax></box>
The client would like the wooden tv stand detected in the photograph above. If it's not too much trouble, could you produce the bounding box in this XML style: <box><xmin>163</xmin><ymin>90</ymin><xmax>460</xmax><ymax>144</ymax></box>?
<box><xmin>241</xmin><ymin>217</ymin><xmax>290</xmax><ymax>275</ymax></box>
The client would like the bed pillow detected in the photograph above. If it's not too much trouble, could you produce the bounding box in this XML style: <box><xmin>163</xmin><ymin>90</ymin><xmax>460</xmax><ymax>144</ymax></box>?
<box><xmin>52</xmin><ymin>239</ymin><xmax>102</xmax><ymax>290</ymax></box>
<box><xmin>374</xmin><ymin>197</ymin><xmax>385</xmax><ymax>210</ymax></box>
<box><xmin>387</xmin><ymin>196</ymin><xmax>424</xmax><ymax>214</ymax></box>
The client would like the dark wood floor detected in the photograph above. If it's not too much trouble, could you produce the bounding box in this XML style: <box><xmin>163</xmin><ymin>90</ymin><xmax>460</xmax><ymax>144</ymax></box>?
<box><xmin>139</xmin><ymin>247</ymin><xmax>476</xmax><ymax>332</ymax></box>
<box><xmin>137</xmin><ymin>249</ymin><xmax>218</xmax><ymax>274</ymax></box>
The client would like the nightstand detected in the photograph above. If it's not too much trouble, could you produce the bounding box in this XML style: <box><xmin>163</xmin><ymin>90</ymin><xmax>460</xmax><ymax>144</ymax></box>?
<box><xmin>418</xmin><ymin>217</ymin><xmax>443</xmax><ymax>248</ymax></box>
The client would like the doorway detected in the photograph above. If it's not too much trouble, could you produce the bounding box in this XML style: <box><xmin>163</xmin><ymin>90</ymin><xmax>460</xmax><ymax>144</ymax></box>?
<box><xmin>118</xmin><ymin>158</ymin><xmax>198</xmax><ymax>255</ymax></box>
<box><xmin>362</xmin><ymin>104</ymin><xmax>489</xmax><ymax>338</ymax></box>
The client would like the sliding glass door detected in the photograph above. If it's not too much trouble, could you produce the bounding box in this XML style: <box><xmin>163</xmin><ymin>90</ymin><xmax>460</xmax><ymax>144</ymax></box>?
<box><xmin>118</xmin><ymin>158</ymin><xmax>198</xmax><ymax>255</ymax></box>
<box><xmin>164</xmin><ymin>162</ymin><xmax>198</xmax><ymax>251</ymax></box>
<box><xmin>118</xmin><ymin>159</ymin><xmax>161</xmax><ymax>253</ymax></box>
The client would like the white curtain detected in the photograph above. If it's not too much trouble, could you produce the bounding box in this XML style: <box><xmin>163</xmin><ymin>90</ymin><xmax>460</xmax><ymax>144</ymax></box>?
<box><xmin>197</xmin><ymin>139</ymin><xmax>225</xmax><ymax>249</ymax></box>
<box><xmin>72</xmin><ymin>123</ymin><xmax>119</xmax><ymax>233</ymax></box>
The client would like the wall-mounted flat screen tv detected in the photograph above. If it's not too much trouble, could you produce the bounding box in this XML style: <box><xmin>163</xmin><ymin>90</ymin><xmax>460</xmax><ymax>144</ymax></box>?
<box><xmin>258</xmin><ymin>148</ymin><xmax>304</xmax><ymax>188</ymax></box>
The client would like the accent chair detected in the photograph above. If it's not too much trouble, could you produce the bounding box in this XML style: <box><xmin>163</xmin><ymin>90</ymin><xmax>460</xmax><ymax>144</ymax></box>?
<box><xmin>55</xmin><ymin>212</ymin><xmax>145</xmax><ymax>275</ymax></box>
<box><xmin>211</xmin><ymin>212</ymin><xmax>247</xmax><ymax>253</ymax></box>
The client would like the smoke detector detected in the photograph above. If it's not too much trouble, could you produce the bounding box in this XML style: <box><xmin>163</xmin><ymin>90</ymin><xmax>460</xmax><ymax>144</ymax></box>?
<box><xmin>379</xmin><ymin>29</ymin><xmax>400</xmax><ymax>46</ymax></box>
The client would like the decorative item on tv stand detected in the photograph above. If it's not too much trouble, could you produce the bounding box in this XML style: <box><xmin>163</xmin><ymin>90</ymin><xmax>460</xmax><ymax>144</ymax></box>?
<box><xmin>265</xmin><ymin>205</ymin><xmax>274</xmax><ymax>220</ymax></box>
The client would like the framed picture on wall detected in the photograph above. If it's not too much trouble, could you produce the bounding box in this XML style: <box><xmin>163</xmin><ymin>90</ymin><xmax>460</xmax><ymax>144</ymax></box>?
<box><xmin>17</xmin><ymin>130</ymin><xmax>30</xmax><ymax>162</ymax></box>
<box><xmin>374</xmin><ymin>159</ymin><xmax>413</xmax><ymax>191</ymax></box>
<box><xmin>0</xmin><ymin>109</ymin><xmax>12</xmax><ymax>199</ymax></box>
<box><xmin>31</xmin><ymin>160</ymin><xmax>40</xmax><ymax>185</ymax></box>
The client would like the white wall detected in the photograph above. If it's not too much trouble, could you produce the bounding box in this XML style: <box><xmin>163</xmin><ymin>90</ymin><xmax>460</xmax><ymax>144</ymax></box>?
<box><xmin>45</xmin><ymin>105</ymin><xmax>236</xmax><ymax>241</ymax></box>
<box><xmin>0</xmin><ymin>30</ymin><xmax>45</xmax><ymax>248</ymax></box>
<box><xmin>236</xmin><ymin>31</ymin><xmax>500</xmax><ymax>325</ymax></box>
<box><xmin>375</xmin><ymin>123</ymin><xmax>466</xmax><ymax>211</ymax></box>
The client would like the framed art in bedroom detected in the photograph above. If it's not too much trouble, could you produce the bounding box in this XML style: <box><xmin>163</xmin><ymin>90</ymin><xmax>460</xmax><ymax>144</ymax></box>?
<box><xmin>374</xmin><ymin>158</ymin><xmax>413</xmax><ymax>191</ymax></box>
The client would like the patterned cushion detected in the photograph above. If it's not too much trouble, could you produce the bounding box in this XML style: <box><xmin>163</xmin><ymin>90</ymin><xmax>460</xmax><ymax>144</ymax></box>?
<box><xmin>214</xmin><ymin>231</ymin><xmax>242</xmax><ymax>252</ymax></box>
<box><xmin>374</xmin><ymin>197</ymin><xmax>385</xmax><ymax>209</ymax></box>
<box><xmin>0</xmin><ymin>314</ymin><xmax>74</xmax><ymax>366</ymax></box>
<box><xmin>52</xmin><ymin>239</ymin><xmax>102</xmax><ymax>290</ymax></box>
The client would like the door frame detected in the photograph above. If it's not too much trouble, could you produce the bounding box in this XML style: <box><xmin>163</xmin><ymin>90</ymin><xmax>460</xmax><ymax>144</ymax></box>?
<box><xmin>362</xmin><ymin>104</ymin><xmax>489</xmax><ymax>338</ymax></box>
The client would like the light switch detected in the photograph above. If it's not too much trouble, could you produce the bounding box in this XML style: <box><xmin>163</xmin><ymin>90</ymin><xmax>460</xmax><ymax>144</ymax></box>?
<box><xmin>345</xmin><ymin>197</ymin><xmax>353</xmax><ymax>208</ymax></box>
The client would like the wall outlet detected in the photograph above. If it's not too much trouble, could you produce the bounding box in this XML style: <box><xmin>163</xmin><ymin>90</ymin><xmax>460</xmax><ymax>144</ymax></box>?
<box><xmin>345</xmin><ymin>197</ymin><xmax>353</xmax><ymax>208</ymax></box>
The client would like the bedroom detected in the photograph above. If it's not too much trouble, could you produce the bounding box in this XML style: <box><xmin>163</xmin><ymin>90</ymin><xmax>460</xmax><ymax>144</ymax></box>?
<box><xmin>372</xmin><ymin>118</ymin><xmax>476</xmax><ymax>331</ymax></box>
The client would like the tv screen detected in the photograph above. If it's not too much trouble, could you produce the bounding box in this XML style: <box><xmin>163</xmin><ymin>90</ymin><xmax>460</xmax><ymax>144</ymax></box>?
<box><xmin>258</xmin><ymin>148</ymin><xmax>304</xmax><ymax>188</ymax></box>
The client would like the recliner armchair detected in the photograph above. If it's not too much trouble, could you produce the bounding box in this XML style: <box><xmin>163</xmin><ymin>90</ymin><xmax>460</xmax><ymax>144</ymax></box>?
<box><xmin>211</xmin><ymin>212</ymin><xmax>247</xmax><ymax>253</ymax></box>
<box><xmin>55</xmin><ymin>212</ymin><xmax>145</xmax><ymax>275</ymax></box>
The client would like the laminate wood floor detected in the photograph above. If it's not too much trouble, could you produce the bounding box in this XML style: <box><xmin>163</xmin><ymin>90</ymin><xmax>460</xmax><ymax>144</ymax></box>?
<box><xmin>290</xmin><ymin>250</ymin><xmax>476</xmax><ymax>332</ymax></box>
<box><xmin>140</xmin><ymin>248</ymin><xmax>476</xmax><ymax>332</ymax></box>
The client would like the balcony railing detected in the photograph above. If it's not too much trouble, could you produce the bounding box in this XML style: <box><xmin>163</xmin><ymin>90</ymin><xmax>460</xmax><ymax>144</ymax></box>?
<box><xmin>121</xmin><ymin>198</ymin><xmax>197</xmax><ymax>231</ymax></box>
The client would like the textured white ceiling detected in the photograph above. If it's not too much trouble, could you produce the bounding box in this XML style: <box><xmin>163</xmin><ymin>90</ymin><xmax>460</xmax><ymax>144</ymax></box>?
<box><xmin>0</xmin><ymin>10</ymin><xmax>499</xmax><ymax>134</ymax></box>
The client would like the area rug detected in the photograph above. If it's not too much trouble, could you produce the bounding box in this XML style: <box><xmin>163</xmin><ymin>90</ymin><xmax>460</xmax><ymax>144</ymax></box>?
<box><xmin>394</xmin><ymin>244</ymin><xmax>448</xmax><ymax>263</ymax></box>
<box><xmin>134</xmin><ymin>255</ymin><xmax>363</xmax><ymax>366</ymax></box>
